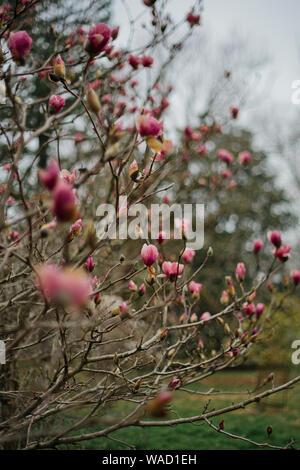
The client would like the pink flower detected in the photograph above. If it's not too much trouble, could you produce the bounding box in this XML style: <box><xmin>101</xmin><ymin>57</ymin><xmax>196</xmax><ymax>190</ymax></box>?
<box><xmin>235</xmin><ymin>262</ymin><xmax>246</xmax><ymax>281</ymax></box>
<box><xmin>186</xmin><ymin>12</ymin><xmax>200</xmax><ymax>27</ymax></box>
<box><xmin>291</xmin><ymin>270</ymin><xmax>300</xmax><ymax>286</ymax></box>
<box><xmin>220</xmin><ymin>290</ymin><xmax>229</xmax><ymax>305</ymax></box>
<box><xmin>35</xmin><ymin>264</ymin><xmax>62</xmax><ymax>302</ymax></box>
<box><xmin>111</xmin><ymin>26</ymin><xmax>119</xmax><ymax>40</ymax></box>
<box><xmin>52</xmin><ymin>180</ymin><xmax>77</xmax><ymax>222</ymax></box>
<box><xmin>168</xmin><ymin>378</ymin><xmax>180</xmax><ymax>390</ymax></box>
<box><xmin>129</xmin><ymin>280</ymin><xmax>137</xmax><ymax>291</ymax></box>
<box><xmin>242</xmin><ymin>302</ymin><xmax>255</xmax><ymax>316</ymax></box>
<box><xmin>200</xmin><ymin>312</ymin><xmax>211</xmax><ymax>324</ymax></box>
<box><xmin>268</xmin><ymin>230</ymin><xmax>281</xmax><ymax>248</ymax></box>
<box><xmin>231</xmin><ymin>107</ymin><xmax>239</xmax><ymax>118</ymax></box>
<box><xmin>38</xmin><ymin>159</ymin><xmax>59</xmax><ymax>191</ymax></box>
<box><xmin>189</xmin><ymin>281</ymin><xmax>202</xmax><ymax>296</ymax></box>
<box><xmin>120</xmin><ymin>301</ymin><xmax>128</xmax><ymax>314</ymax></box>
<box><xmin>274</xmin><ymin>245</ymin><xmax>290</xmax><ymax>261</ymax></box>
<box><xmin>221</xmin><ymin>169</ymin><xmax>232</xmax><ymax>179</ymax></box>
<box><xmin>8</xmin><ymin>31</ymin><xmax>32</xmax><ymax>62</ymax></box>
<box><xmin>61</xmin><ymin>169</ymin><xmax>76</xmax><ymax>185</ymax></box>
<box><xmin>139</xmin><ymin>283</ymin><xmax>146</xmax><ymax>296</ymax></box>
<box><xmin>162</xmin><ymin>261</ymin><xmax>184</xmax><ymax>281</ymax></box>
<box><xmin>141</xmin><ymin>55</ymin><xmax>153</xmax><ymax>67</ymax></box>
<box><xmin>8</xmin><ymin>230</ymin><xmax>19</xmax><ymax>241</ymax></box>
<box><xmin>36</xmin><ymin>263</ymin><xmax>92</xmax><ymax>307</ymax></box>
<box><xmin>70</xmin><ymin>219</ymin><xmax>82</xmax><ymax>237</ymax></box>
<box><xmin>129</xmin><ymin>55</ymin><xmax>140</xmax><ymax>69</ymax></box>
<box><xmin>238</xmin><ymin>151</ymin><xmax>251</xmax><ymax>165</ymax></box>
<box><xmin>196</xmin><ymin>144</ymin><xmax>206</xmax><ymax>156</ymax></box>
<box><xmin>190</xmin><ymin>312</ymin><xmax>198</xmax><ymax>323</ymax></box>
<box><xmin>256</xmin><ymin>303</ymin><xmax>265</xmax><ymax>318</ymax></box>
<box><xmin>85</xmin><ymin>256</ymin><xmax>94</xmax><ymax>272</ymax></box>
<box><xmin>86</xmin><ymin>23</ymin><xmax>111</xmax><ymax>55</ymax></box>
<box><xmin>49</xmin><ymin>95</ymin><xmax>65</xmax><ymax>114</ymax></box>
<box><xmin>61</xmin><ymin>269</ymin><xmax>92</xmax><ymax>306</ymax></box>
<box><xmin>217</xmin><ymin>149</ymin><xmax>234</xmax><ymax>164</ymax></box>
<box><xmin>136</xmin><ymin>115</ymin><xmax>163</xmax><ymax>138</ymax></box>
<box><xmin>253</xmin><ymin>239</ymin><xmax>264</xmax><ymax>254</ymax></box>
<box><xmin>141</xmin><ymin>243</ymin><xmax>158</xmax><ymax>266</ymax></box>
<box><xmin>182</xmin><ymin>248</ymin><xmax>195</xmax><ymax>263</ymax></box>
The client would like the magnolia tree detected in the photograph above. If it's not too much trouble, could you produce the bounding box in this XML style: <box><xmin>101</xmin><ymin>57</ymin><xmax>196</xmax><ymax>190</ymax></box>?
<box><xmin>0</xmin><ymin>0</ymin><xmax>300</xmax><ymax>450</ymax></box>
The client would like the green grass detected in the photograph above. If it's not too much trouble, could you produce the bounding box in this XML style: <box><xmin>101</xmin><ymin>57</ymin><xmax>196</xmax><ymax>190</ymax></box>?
<box><xmin>62</xmin><ymin>369</ymin><xmax>300</xmax><ymax>450</ymax></box>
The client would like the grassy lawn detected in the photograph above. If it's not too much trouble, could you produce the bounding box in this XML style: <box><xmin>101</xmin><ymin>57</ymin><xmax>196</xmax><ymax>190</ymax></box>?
<box><xmin>63</xmin><ymin>369</ymin><xmax>300</xmax><ymax>450</ymax></box>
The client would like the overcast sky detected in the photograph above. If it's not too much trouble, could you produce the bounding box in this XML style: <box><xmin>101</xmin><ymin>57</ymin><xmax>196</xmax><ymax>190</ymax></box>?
<box><xmin>114</xmin><ymin>0</ymin><xmax>300</xmax><ymax>107</ymax></box>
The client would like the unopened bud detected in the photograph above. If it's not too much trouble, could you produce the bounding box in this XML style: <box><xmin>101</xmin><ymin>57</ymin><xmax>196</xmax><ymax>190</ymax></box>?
<box><xmin>87</xmin><ymin>86</ymin><xmax>101</xmax><ymax>113</ymax></box>
<box><xmin>159</xmin><ymin>328</ymin><xmax>168</xmax><ymax>340</ymax></box>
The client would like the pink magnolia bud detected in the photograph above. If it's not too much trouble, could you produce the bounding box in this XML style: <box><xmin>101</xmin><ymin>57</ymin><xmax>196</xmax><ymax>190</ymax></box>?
<box><xmin>189</xmin><ymin>281</ymin><xmax>202</xmax><ymax>298</ymax></box>
<box><xmin>53</xmin><ymin>54</ymin><xmax>66</xmax><ymax>79</ymax></box>
<box><xmin>291</xmin><ymin>270</ymin><xmax>300</xmax><ymax>286</ymax></box>
<box><xmin>268</xmin><ymin>230</ymin><xmax>281</xmax><ymax>248</ymax></box>
<box><xmin>238</xmin><ymin>151</ymin><xmax>251</xmax><ymax>165</ymax></box>
<box><xmin>162</xmin><ymin>261</ymin><xmax>184</xmax><ymax>281</ymax></box>
<box><xmin>168</xmin><ymin>379</ymin><xmax>180</xmax><ymax>390</ymax></box>
<box><xmin>198</xmin><ymin>338</ymin><xmax>204</xmax><ymax>350</ymax></box>
<box><xmin>85</xmin><ymin>256</ymin><xmax>94</xmax><ymax>272</ymax></box>
<box><xmin>139</xmin><ymin>283</ymin><xmax>146</xmax><ymax>296</ymax></box>
<box><xmin>233</xmin><ymin>348</ymin><xmax>240</xmax><ymax>356</ymax></box>
<box><xmin>231</xmin><ymin>106</ymin><xmax>239</xmax><ymax>118</ymax></box>
<box><xmin>8</xmin><ymin>230</ymin><xmax>19</xmax><ymax>241</ymax></box>
<box><xmin>52</xmin><ymin>180</ymin><xmax>77</xmax><ymax>222</ymax></box>
<box><xmin>221</xmin><ymin>169</ymin><xmax>231</xmax><ymax>179</ymax></box>
<box><xmin>70</xmin><ymin>219</ymin><xmax>82</xmax><ymax>237</ymax></box>
<box><xmin>253</xmin><ymin>239</ymin><xmax>264</xmax><ymax>254</ymax></box>
<box><xmin>129</xmin><ymin>280</ymin><xmax>138</xmax><ymax>291</ymax></box>
<box><xmin>196</xmin><ymin>144</ymin><xmax>206</xmax><ymax>156</ymax></box>
<box><xmin>141</xmin><ymin>55</ymin><xmax>153</xmax><ymax>67</ymax></box>
<box><xmin>236</xmin><ymin>262</ymin><xmax>246</xmax><ymax>282</ymax></box>
<box><xmin>94</xmin><ymin>292</ymin><xmax>101</xmax><ymax>305</ymax></box>
<box><xmin>36</xmin><ymin>263</ymin><xmax>91</xmax><ymax>307</ymax></box>
<box><xmin>8</xmin><ymin>30</ymin><xmax>32</xmax><ymax>63</ymax></box>
<box><xmin>242</xmin><ymin>302</ymin><xmax>255</xmax><ymax>316</ymax></box>
<box><xmin>38</xmin><ymin>159</ymin><xmax>59</xmax><ymax>191</ymax></box>
<box><xmin>217</xmin><ymin>149</ymin><xmax>234</xmax><ymax>165</ymax></box>
<box><xmin>111</xmin><ymin>26</ymin><xmax>119</xmax><ymax>40</ymax></box>
<box><xmin>136</xmin><ymin>115</ymin><xmax>163</xmax><ymax>138</ymax></box>
<box><xmin>129</xmin><ymin>55</ymin><xmax>140</xmax><ymax>69</ymax></box>
<box><xmin>190</xmin><ymin>312</ymin><xmax>198</xmax><ymax>323</ymax></box>
<box><xmin>85</xmin><ymin>23</ymin><xmax>111</xmax><ymax>55</ymax></box>
<box><xmin>186</xmin><ymin>12</ymin><xmax>200</xmax><ymax>27</ymax></box>
<box><xmin>120</xmin><ymin>301</ymin><xmax>128</xmax><ymax>314</ymax></box>
<box><xmin>220</xmin><ymin>290</ymin><xmax>229</xmax><ymax>305</ymax></box>
<box><xmin>141</xmin><ymin>243</ymin><xmax>158</xmax><ymax>266</ymax></box>
<box><xmin>147</xmin><ymin>391</ymin><xmax>172</xmax><ymax>417</ymax></box>
<box><xmin>182</xmin><ymin>248</ymin><xmax>195</xmax><ymax>263</ymax></box>
<box><xmin>256</xmin><ymin>303</ymin><xmax>265</xmax><ymax>318</ymax></box>
<box><xmin>179</xmin><ymin>312</ymin><xmax>187</xmax><ymax>324</ymax></box>
<box><xmin>241</xmin><ymin>331</ymin><xmax>249</xmax><ymax>343</ymax></box>
<box><xmin>159</xmin><ymin>327</ymin><xmax>168</xmax><ymax>340</ymax></box>
<box><xmin>200</xmin><ymin>312</ymin><xmax>211</xmax><ymax>324</ymax></box>
<box><xmin>274</xmin><ymin>245</ymin><xmax>290</xmax><ymax>262</ymax></box>
<box><xmin>49</xmin><ymin>95</ymin><xmax>65</xmax><ymax>114</ymax></box>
